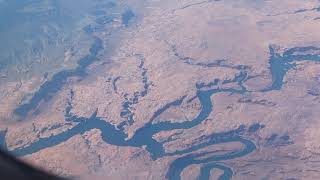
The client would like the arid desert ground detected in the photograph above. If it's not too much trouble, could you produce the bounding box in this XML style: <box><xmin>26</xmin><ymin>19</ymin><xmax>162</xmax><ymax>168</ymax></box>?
<box><xmin>1</xmin><ymin>0</ymin><xmax>320</xmax><ymax>179</ymax></box>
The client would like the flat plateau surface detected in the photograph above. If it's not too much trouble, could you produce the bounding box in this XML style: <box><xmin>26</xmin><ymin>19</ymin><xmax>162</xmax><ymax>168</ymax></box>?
<box><xmin>1</xmin><ymin>0</ymin><xmax>320</xmax><ymax>180</ymax></box>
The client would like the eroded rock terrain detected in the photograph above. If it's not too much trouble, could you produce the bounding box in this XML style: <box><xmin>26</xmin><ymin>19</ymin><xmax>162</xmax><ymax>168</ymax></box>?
<box><xmin>1</xmin><ymin>0</ymin><xmax>320</xmax><ymax>179</ymax></box>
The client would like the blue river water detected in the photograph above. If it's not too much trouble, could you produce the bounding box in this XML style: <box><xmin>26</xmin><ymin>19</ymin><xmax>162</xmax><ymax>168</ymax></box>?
<box><xmin>13</xmin><ymin>37</ymin><xmax>103</xmax><ymax>118</ymax></box>
<box><xmin>166</xmin><ymin>138</ymin><xmax>255</xmax><ymax>180</ymax></box>
<box><xmin>10</xmin><ymin>72</ymin><xmax>257</xmax><ymax>179</ymax></box>
<box><xmin>5</xmin><ymin>11</ymin><xmax>320</xmax><ymax>179</ymax></box>
<box><xmin>263</xmin><ymin>45</ymin><xmax>320</xmax><ymax>91</ymax></box>
<box><xmin>198</xmin><ymin>163</ymin><xmax>233</xmax><ymax>180</ymax></box>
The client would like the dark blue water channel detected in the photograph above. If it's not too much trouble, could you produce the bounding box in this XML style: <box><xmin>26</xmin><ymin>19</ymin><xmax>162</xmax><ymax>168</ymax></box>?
<box><xmin>9</xmin><ymin>41</ymin><xmax>320</xmax><ymax>179</ymax></box>
<box><xmin>166</xmin><ymin>137</ymin><xmax>255</xmax><ymax>180</ymax></box>
<box><xmin>13</xmin><ymin>37</ymin><xmax>103</xmax><ymax>118</ymax></box>
<box><xmin>11</xmin><ymin>85</ymin><xmax>249</xmax><ymax>157</ymax></box>
<box><xmin>263</xmin><ymin>45</ymin><xmax>320</xmax><ymax>91</ymax></box>
<box><xmin>198</xmin><ymin>163</ymin><xmax>233</xmax><ymax>180</ymax></box>
<box><xmin>10</xmin><ymin>75</ymin><xmax>258</xmax><ymax>179</ymax></box>
<box><xmin>13</xmin><ymin>5</ymin><xmax>137</xmax><ymax>118</ymax></box>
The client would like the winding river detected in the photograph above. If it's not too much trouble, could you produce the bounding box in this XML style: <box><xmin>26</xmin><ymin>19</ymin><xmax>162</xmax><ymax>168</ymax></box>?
<box><xmin>198</xmin><ymin>163</ymin><xmax>233</xmax><ymax>180</ymax></box>
<box><xmin>10</xmin><ymin>70</ymin><xmax>256</xmax><ymax>179</ymax></box>
<box><xmin>6</xmin><ymin>16</ymin><xmax>320</xmax><ymax>180</ymax></box>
